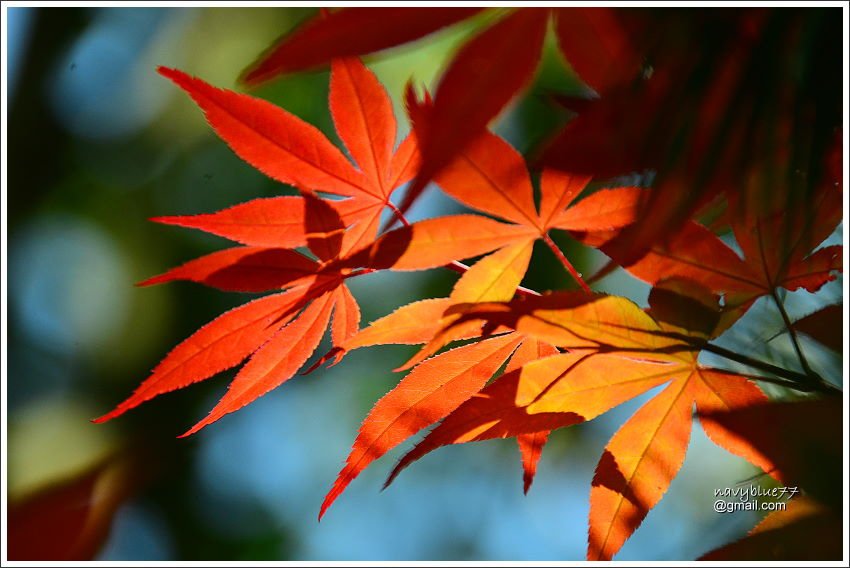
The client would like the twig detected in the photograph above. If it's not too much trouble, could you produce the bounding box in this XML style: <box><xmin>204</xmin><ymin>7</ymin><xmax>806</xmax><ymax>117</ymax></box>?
<box><xmin>445</xmin><ymin>260</ymin><xmax>539</xmax><ymax>297</ymax></box>
<box><xmin>694</xmin><ymin>339</ymin><xmax>839</xmax><ymax>395</ymax></box>
<box><xmin>769</xmin><ymin>287</ymin><xmax>814</xmax><ymax>379</ymax></box>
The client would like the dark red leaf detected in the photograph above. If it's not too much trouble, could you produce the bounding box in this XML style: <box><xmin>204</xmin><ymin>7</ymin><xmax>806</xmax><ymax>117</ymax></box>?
<box><xmin>242</xmin><ymin>8</ymin><xmax>484</xmax><ymax>84</ymax></box>
<box><xmin>8</xmin><ymin>458</ymin><xmax>138</xmax><ymax>561</ymax></box>
<box><xmin>401</xmin><ymin>9</ymin><xmax>550</xmax><ymax>218</ymax></box>
<box><xmin>555</xmin><ymin>8</ymin><xmax>642</xmax><ymax>93</ymax></box>
<box><xmin>787</xmin><ymin>304</ymin><xmax>843</xmax><ymax>352</ymax></box>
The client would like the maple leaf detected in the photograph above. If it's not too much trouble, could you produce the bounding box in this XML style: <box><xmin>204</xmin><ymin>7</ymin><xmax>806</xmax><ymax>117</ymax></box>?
<box><xmin>316</xmin><ymin>272</ymin><xmax>556</xmax><ymax>515</ymax></box>
<box><xmin>319</xmin><ymin>332</ymin><xmax>525</xmax><ymax>519</ymax></box>
<box><xmin>242</xmin><ymin>8</ymin><xmax>486</xmax><ymax>84</ymax></box>
<box><xmin>586</xmin><ymin>165</ymin><xmax>843</xmax><ymax>336</ymax></box>
<box><xmin>780</xmin><ymin>303</ymin><xmax>843</xmax><ymax>353</ymax></box>
<box><xmin>8</xmin><ymin>456</ymin><xmax>139</xmax><ymax>561</ymax></box>
<box><xmin>157</xmin><ymin>59</ymin><xmax>419</xmax><ymax>258</ymax></box>
<box><xmin>699</xmin><ymin>497</ymin><xmax>842</xmax><ymax>561</ymax></box>
<box><xmin>94</xmin><ymin>283</ymin><xmax>326</xmax><ymax>425</ymax></box>
<box><xmin>503</xmin><ymin>337</ymin><xmax>560</xmax><ymax>494</ymax></box>
<box><xmin>383</xmin><ymin>280</ymin><xmax>794</xmax><ymax>560</ymax></box>
<box><xmin>340</xmin><ymin>98</ymin><xmax>643</xmax><ymax>348</ymax></box>
<box><xmin>724</xmin><ymin>148</ymin><xmax>843</xmax><ymax>303</ymax></box>
<box><xmin>87</xmin><ymin>10</ymin><xmax>841</xmax><ymax>559</ymax></box>
<box><xmin>96</xmin><ymin>57</ymin><xmax>418</xmax><ymax>434</ymax></box>
<box><xmin>335</xmin><ymin>146</ymin><xmax>645</xmax><ymax>374</ymax></box>
<box><xmin>242</xmin><ymin>7</ymin><xmax>644</xmax><ymax>222</ymax></box>
<box><xmin>698</xmin><ymin>398</ymin><xmax>842</xmax><ymax>560</ymax></box>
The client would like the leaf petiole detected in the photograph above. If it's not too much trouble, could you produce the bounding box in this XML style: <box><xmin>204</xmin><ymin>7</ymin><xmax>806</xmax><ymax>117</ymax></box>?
<box><xmin>543</xmin><ymin>232</ymin><xmax>593</xmax><ymax>294</ymax></box>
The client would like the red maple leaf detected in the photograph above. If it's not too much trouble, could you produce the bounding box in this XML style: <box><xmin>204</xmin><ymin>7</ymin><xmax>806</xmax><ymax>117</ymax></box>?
<box><xmin>241</xmin><ymin>7</ymin><xmax>644</xmax><ymax>224</ymax></box>
<box><xmin>95</xmin><ymin>57</ymin><xmax>419</xmax><ymax>435</ymax></box>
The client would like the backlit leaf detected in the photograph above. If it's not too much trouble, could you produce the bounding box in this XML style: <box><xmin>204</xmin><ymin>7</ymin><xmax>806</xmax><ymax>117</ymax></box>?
<box><xmin>152</xmin><ymin>196</ymin><xmax>311</xmax><ymax>248</ymax></box>
<box><xmin>331</xmin><ymin>284</ymin><xmax>361</xmax><ymax>348</ymax></box>
<box><xmin>517</xmin><ymin>431</ymin><xmax>549</xmax><ymax>495</ymax></box>
<box><xmin>94</xmin><ymin>287</ymin><xmax>314</xmax><ymax>423</ymax></box>
<box><xmin>344</xmin><ymin>214</ymin><xmax>535</xmax><ymax>271</ymax></box>
<box><xmin>330</xmin><ymin>57</ymin><xmax>396</xmax><ymax>194</ymax></box>
<box><xmin>182</xmin><ymin>292</ymin><xmax>337</xmax><ymax>436</ymax></box>
<box><xmin>159</xmin><ymin>67</ymin><xmax>372</xmax><ymax>198</ymax></box>
<box><xmin>320</xmin><ymin>333</ymin><xmax>523</xmax><ymax>518</ymax></box>
<box><xmin>507</xmin><ymin>338</ymin><xmax>559</xmax><ymax>494</ymax></box>
<box><xmin>434</xmin><ymin>130</ymin><xmax>540</xmax><ymax>229</ymax></box>
<box><xmin>588</xmin><ymin>377</ymin><xmax>695</xmax><ymax>560</ymax></box>
<box><xmin>138</xmin><ymin>247</ymin><xmax>319</xmax><ymax>292</ymax></box>
<box><xmin>404</xmin><ymin>9</ymin><xmax>549</xmax><ymax>210</ymax></box>
<box><xmin>537</xmin><ymin>170</ymin><xmax>590</xmax><ymax>230</ymax></box>
<box><xmin>552</xmin><ymin>187</ymin><xmax>642</xmax><ymax>232</ymax></box>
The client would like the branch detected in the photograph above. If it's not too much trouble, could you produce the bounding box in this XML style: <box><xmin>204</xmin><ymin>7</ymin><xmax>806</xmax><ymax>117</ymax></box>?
<box><xmin>769</xmin><ymin>287</ymin><xmax>814</xmax><ymax>379</ymax></box>
<box><xmin>708</xmin><ymin>369</ymin><xmax>817</xmax><ymax>392</ymax></box>
<box><xmin>682</xmin><ymin>336</ymin><xmax>840</xmax><ymax>396</ymax></box>
<box><xmin>754</xmin><ymin>219</ymin><xmax>816</xmax><ymax>383</ymax></box>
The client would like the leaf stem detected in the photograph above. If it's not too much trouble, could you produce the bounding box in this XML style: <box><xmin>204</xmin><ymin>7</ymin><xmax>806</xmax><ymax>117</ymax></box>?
<box><xmin>386</xmin><ymin>201</ymin><xmax>411</xmax><ymax>228</ymax></box>
<box><xmin>769</xmin><ymin>287</ymin><xmax>814</xmax><ymax>379</ymax></box>
<box><xmin>754</xmin><ymin>220</ymin><xmax>818</xmax><ymax>386</ymax></box>
<box><xmin>695</xmin><ymin>339</ymin><xmax>839</xmax><ymax>395</ymax></box>
<box><xmin>543</xmin><ymin>232</ymin><xmax>592</xmax><ymax>294</ymax></box>
<box><xmin>446</xmin><ymin>260</ymin><xmax>539</xmax><ymax>297</ymax></box>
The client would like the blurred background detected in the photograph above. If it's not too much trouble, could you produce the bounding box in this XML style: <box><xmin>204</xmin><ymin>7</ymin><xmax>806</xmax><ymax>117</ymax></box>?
<box><xmin>5</xmin><ymin>6</ymin><xmax>843</xmax><ymax>561</ymax></box>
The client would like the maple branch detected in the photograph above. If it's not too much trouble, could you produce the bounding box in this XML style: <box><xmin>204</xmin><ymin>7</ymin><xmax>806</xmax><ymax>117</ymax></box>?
<box><xmin>754</xmin><ymin>220</ymin><xmax>817</xmax><ymax>385</ymax></box>
<box><xmin>542</xmin><ymin>233</ymin><xmax>592</xmax><ymax>294</ymax></box>
<box><xmin>768</xmin><ymin>287</ymin><xmax>815</xmax><ymax>380</ymax></box>
<box><xmin>712</xmin><ymin>370</ymin><xmax>819</xmax><ymax>392</ymax></box>
<box><xmin>691</xmin><ymin>339</ymin><xmax>839</xmax><ymax>396</ymax></box>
